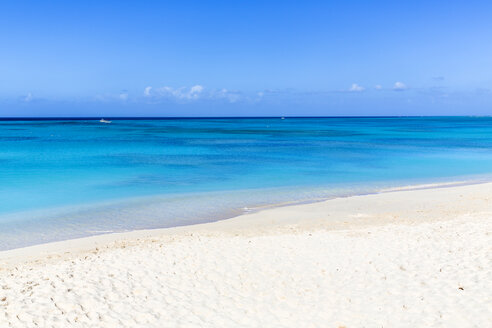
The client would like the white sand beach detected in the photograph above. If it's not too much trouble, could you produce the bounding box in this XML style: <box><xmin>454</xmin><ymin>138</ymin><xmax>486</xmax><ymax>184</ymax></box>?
<box><xmin>0</xmin><ymin>182</ymin><xmax>491</xmax><ymax>327</ymax></box>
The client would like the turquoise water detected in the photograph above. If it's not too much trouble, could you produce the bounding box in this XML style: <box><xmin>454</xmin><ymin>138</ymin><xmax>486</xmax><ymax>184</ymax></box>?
<box><xmin>2</xmin><ymin>117</ymin><xmax>492</xmax><ymax>250</ymax></box>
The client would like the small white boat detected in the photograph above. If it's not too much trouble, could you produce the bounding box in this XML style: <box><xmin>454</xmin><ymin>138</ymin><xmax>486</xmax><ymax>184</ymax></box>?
<box><xmin>100</xmin><ymin>119</ymin><xmax>112</xmax><ymax>124</ymax></box>
<box><xmin>281</xmin><ymin>117</ymin><xmax>285</xmax><ymax>120</ymax></box>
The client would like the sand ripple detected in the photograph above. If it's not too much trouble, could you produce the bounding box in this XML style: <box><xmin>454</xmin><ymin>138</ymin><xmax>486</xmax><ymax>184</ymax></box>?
<box><xmin>1</xmin><ymin>215</ymin><xmax>490</xmax><ymax>327</ymax></box>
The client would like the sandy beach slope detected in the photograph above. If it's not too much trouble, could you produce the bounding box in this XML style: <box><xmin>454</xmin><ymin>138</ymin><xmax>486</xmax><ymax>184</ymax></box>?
<box><xmin>1</xmin><ymin>182</ymin><xmax>491</xmax><ymax>327</ymax></box>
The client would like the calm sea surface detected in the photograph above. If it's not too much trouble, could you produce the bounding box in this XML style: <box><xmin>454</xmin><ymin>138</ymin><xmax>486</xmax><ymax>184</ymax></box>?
<box><xmin>1</xmin><ymin>117</ymin><xmax>492</xmax><ymax>250</ymax></box>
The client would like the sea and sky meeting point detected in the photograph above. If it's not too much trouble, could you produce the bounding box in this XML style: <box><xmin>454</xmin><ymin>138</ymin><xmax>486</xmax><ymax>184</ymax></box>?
<box><xmin>0</xmin><ymin>1</ymin><xmax>491</xmax><ymax>327</ymax></box>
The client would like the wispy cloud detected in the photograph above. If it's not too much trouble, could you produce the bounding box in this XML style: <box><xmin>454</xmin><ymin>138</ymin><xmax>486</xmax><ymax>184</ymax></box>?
<box><xmin>210</xmin><ymin>88</ymin><xmax>242</xmax><ymax>103</ymax></box>
<box><xmin>118</xmin><ymin>90</ymin><xmax>129</xmax><ymax>101</ymax></box>
<box><xmin>144</xmin><ymin>85</ymin><xmax>204</xmax><ymax>100</ymax></box>
<box><xmin>23</xmin><ymin>93</ymin><xmax>33</xmax><ymax>102</ymax></box>
<box><xmin>393</xmin><ymin>81</ymin><xmax>407</xmax><ymax>91</ymax></box>
<box><xmin>189</xmin><ymin>85</ymin><xmax>204</xmax><ymax>97</ymax></box>
<box><xmin>95</xmin><ymin>91</ymin><xmax>131</xmax><ymax>102</ymax></box>
<box><xmin>92</xmin><ymin>81</ymin><xmax>444</xmax><ymax>107</ymax></box>
<box><xmin>349</xmin><ymin>83</ymin><xmax>365</xmax><ymax>92</ymax></box>
<box><xmin>143</xmin><ymin>85</ymin><xmax>243</xmax><ymax>103</ymax></box>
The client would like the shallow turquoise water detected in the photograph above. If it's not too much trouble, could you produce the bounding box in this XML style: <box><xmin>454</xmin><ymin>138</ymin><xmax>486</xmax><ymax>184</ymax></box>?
<box><xmin>1</xmin><ymin>117</ymin><xmax>492</xmax><ymax>249</ymax></box>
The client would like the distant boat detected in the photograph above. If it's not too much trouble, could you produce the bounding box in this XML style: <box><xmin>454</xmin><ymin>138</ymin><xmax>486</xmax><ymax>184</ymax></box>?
<box><xmin>281</xmin><ymin>117</ymin><xmax>285</xmax><ymax>120</ymax></box>
<box><xmin>100</xmin><ymin>119</ymin><xmax>112</xmax><ymax>124</ymax></box>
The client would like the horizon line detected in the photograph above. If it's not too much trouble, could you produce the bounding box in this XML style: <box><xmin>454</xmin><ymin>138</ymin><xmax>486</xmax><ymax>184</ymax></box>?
<box><xmin>0</xmin><ymin>115</ymin><xmax>490</xmax><ymax>121</ymax></box>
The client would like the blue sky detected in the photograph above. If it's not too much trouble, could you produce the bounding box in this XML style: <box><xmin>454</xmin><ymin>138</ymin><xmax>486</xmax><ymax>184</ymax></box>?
<box><xmin>1</xmin><ymin>0</ymin><xmax>491</xmax><ymax>116</ymax></box>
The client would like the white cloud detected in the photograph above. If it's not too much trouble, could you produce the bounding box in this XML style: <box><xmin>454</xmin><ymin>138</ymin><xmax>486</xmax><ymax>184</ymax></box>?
<box><xmin>119</xmin><ymin>93</ymin><xmax>128</xmax><ymax>101</ymax></box>
<box><xmin>349</xmin><ymin>83</ymin><xmax>365</xmax><ymax>92</ymax></box>
<box><xmin>190</xmin><ymin>85</ymin><xmax>203</xmax><ymax>95</ymax></box>
<box><xmin>147</xmin><ymin>85</ymin><xmax>205</xmax><ymax>100</ymax></box>
<box><xmin>393</xmin><ymin>82</ymin><xmax>407</xmax><ymax>91</ymax></box>
<box><xmin>143</xmin><ymin>85</ymin><xmax>243</xmax><ymax>103</ymax></box>
<box><xmin>374</xmin><ymin>84</ymin><xmax>382</xmax><ymax>90</ymax></box>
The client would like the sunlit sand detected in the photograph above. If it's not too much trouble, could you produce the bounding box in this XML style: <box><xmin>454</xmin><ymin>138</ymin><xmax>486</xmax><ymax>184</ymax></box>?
<box><xmin>1</xmin><ymin>182</ymin><xmax>490</xmax><ymax>327</ymax></box>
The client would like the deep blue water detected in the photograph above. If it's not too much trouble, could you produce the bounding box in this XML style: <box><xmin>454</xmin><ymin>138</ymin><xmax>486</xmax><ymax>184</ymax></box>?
<box><xmin>1</xmin><ymin>117</ymin><xmax>492</xmax><ymax>250</ymax></box>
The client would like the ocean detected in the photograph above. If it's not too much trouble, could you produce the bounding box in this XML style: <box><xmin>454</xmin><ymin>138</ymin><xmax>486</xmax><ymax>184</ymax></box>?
<box><xmin>1</xmin><ymin>117</ymin><xmax>492</xmax><ymax>250</ymax></box>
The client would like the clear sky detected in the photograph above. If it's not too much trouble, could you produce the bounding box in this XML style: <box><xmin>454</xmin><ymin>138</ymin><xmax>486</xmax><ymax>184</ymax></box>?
<box><xmin>1</xmin><ymin>0</ymin><xmax>491</xmax><ymax>117</ymax></box>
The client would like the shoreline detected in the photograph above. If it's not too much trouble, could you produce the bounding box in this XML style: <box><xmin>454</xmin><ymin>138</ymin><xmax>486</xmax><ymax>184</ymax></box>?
<box><xmin>0</xmin><ymin>177</ymin><xmax>489</xmax><ymax>253</ymax></box>
<box><xmin>1</xmin><ymin>179</ymin><xmax>491</xmax><ymax>266</ymax></box>
<box><xmin>1</xmin><ymin>181</ymin><xmax>491</xmax><ymax>327</ymax></box>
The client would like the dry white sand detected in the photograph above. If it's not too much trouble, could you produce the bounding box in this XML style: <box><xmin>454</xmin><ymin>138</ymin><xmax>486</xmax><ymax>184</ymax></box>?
<box><xmin>0</xmin><ymin>182</ymin><xmax>491</xmax><ymax>327</ymax></box>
